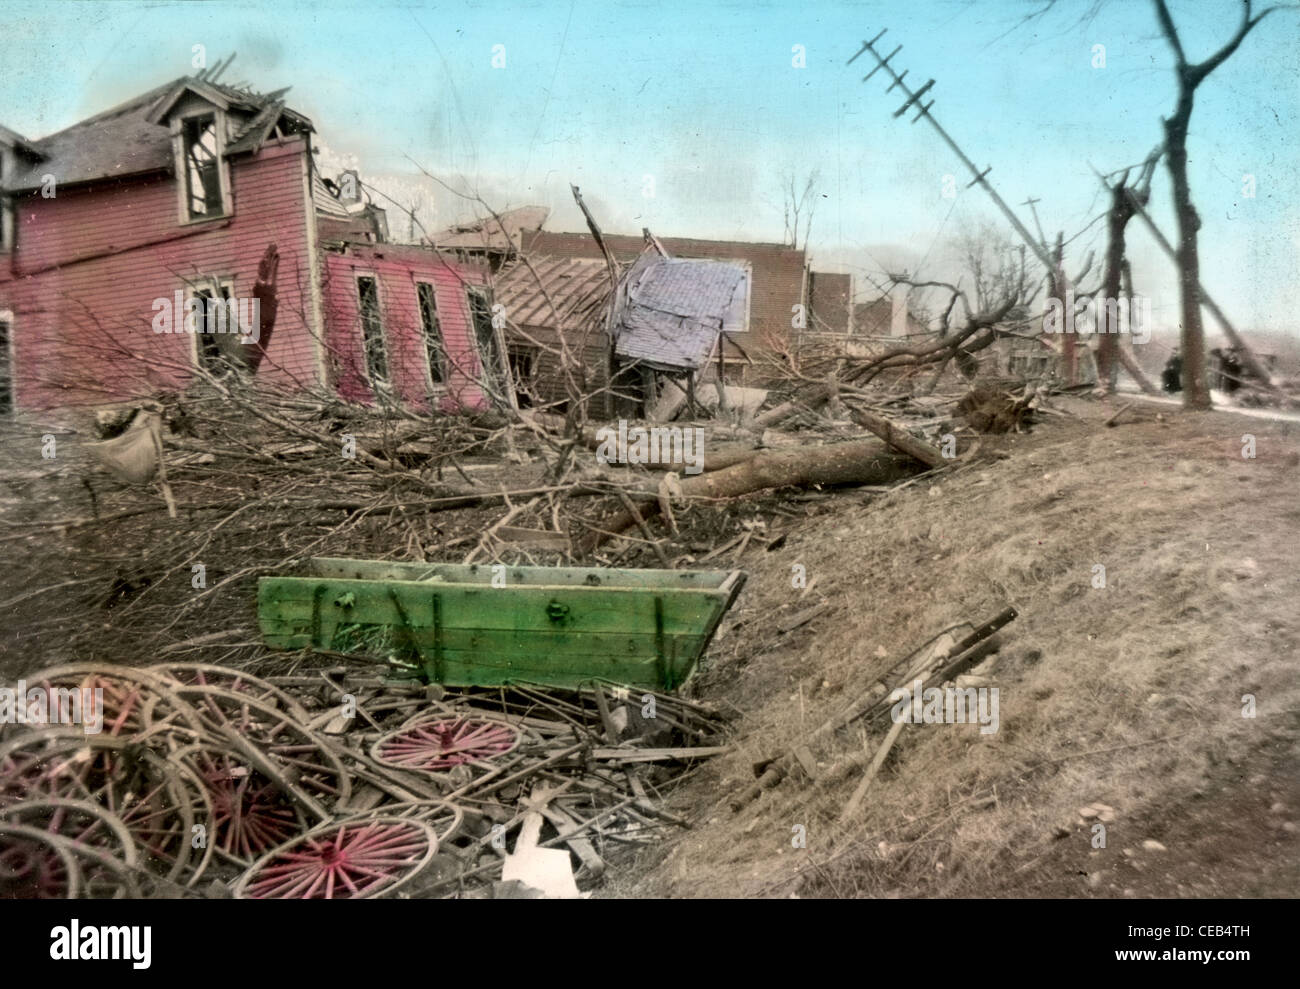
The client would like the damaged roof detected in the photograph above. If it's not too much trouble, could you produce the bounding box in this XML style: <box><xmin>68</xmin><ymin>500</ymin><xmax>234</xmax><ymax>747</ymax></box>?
<box><xmin>494</xmin><ymin>255</ymin><xmax>612</xmax><ymax>334</ymax></box>
<box><xmin>431</xmin><ymin>206</ymin><xmax>551</xmax><ymax>252</ymax></box>
<box><xmin>614</xmin><ymin>257</ymin><xmax>748</xmax><ymax>371</ymax></box>
<box><xmin>2</xmin><ymin>75</ymin><xmax>312</xmax><ymax>191</ymax></box>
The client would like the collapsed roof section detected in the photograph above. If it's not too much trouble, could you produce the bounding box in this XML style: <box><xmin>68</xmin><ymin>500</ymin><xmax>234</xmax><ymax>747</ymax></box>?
<box><xmin>612</xmin><ymin>249</ymin><xmax>751</xmax><ymax>372</ymax></box>
<box><xmin>431</xmin><ymin>206</ymin><xmax>550</xmax><ymax>254</ymax></box>
<box><xmin>493</xmin><ymin>255</ymin><xmax>612</xmax><ymax>335</ymax></box>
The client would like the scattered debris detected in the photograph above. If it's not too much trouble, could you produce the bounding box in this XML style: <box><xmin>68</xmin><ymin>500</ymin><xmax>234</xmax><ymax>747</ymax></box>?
<box><xmin>0</xmin><ymin>660</ymin><xmax>730</xmax><ymax>899</ymax></box>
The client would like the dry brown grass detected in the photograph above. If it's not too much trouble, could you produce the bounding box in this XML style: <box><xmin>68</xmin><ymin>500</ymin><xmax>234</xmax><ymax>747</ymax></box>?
<box><xmin>617</xmin><ymin>398</ymin><xmax>1300</xmax><ymax>897</ymax></box>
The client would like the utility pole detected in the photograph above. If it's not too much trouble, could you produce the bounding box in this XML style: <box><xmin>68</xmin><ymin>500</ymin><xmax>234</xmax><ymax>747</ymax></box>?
<box><xmin>849</xmin><ymin>32</ymin><xmax>1055</xmax><ymax>273</ymax></box>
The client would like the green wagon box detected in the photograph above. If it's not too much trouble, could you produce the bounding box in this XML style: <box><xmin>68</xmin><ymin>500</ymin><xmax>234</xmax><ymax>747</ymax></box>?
<box><xmin>258</xmin><ymin>558</ymin><xmax>747</xmax><ymax>690</ymax></box>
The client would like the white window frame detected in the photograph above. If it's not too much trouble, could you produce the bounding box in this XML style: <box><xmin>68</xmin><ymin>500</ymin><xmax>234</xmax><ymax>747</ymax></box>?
<box><xmin>171</xmin><ymin>110</ymin><xmax>233</xmax><ymax>225</ymax></box>
<box><xmin>721</xmin><ymin>259</ymin><xmax>753</xmax><ymax>334</ymax></box>
<box><xmin>0</xmin><ymin>149</ymin><xmax>8</xmax><ymax>253</ymax></box>
<box><xmin>354</xmin><ymin>273</ymin><xmax>392</xmax><ymax>392</ymax></box>
<box><xmin>184</xmin><ymin>278</ymin><xmax>238</xmax><ymax>371</ymax></box>
<box><xmin>414</xmin><ymin>280</ymin><xmax>448</xmax><ymax>395</ymax></box>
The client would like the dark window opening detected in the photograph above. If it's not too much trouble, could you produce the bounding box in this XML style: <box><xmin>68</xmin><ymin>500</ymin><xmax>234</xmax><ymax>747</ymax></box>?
<box><xmin>356</xmin><ymin>276</ymin><xmax>388</xmax><ymax>384</ymax></box>
<box><xmin>192</xmin><ymin>285</ymin><xmax>240</xmax><ymax>376</ymax></box>
<box><xmin>0</xmin><ymin>316</ymin><xmax>11</xmax><ymax>414</ymax></box>
<box><xmin>466</xmin><ymin>287</ymin><xmax>506</xmax><ymax>405</ymax></box>
<box><xmin>183</xmin><ymin>114</ymin><xmax>223</xmax><ymax>219</ymax></box>
<box><xmin>416</xmin><ymin>282</ymin><xmax>444</xmax><ymax>385</ymax></box>
<box><xmin>507</xmin><ymin>347</ymin><xmax>536</xmax><ymax>409</ymax></box>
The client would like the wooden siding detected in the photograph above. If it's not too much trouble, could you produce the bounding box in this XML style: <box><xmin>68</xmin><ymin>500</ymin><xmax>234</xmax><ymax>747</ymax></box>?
<box><xmin>321</xmin><ymin>246</ymin><xmax>491</xmax><ymax>413</ymax></box>
<box><xmin>0</xmin><ymin>138</ymin><xmax>318</xmax><ymax>410</ymax></box>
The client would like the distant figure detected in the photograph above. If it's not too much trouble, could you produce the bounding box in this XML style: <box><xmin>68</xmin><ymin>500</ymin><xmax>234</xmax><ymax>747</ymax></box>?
<box><xmin>1221</xmin><ymin>347</ymin><xmax>1242</xmax><ymax>394</ymax></box>
<box><xmin>1162</xmin><ymin>349</ymin><xmax>1183</xmax><ymax>393</ymax></box>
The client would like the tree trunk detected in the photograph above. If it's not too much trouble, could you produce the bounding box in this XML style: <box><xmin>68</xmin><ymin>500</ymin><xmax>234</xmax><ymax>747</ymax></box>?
<box><xmin>1164</xmin><ymin>90</ymin><xmax>1211</xmax><ymax>410</ymax></box>
<box><xmin>582</xmin><ymin>439</ymin><xmax>920</xmax><ymax>549</ymax></box>
<box><xmin>1097</xmin><ymin>183</ymin><xmax>1133</xmax><ymax>394</ymax></box>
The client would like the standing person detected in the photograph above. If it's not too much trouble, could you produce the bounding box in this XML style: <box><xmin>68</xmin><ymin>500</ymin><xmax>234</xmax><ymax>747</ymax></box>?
<box><xmin>1163</xmin><ymin>348</ymin><xmax>1183</xmax><ymax>393</ymax></box>
<box><xmin>1221</xmin><ymin>348</ymin><xmax>1242</xmax><ymax>394</ymax></box>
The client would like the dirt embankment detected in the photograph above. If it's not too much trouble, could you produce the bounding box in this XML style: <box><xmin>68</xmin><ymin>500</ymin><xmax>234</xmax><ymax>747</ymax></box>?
<box><xmin>615</xmin><ymin>399</ymin><xmax>1300</xmax><ymax>898</ymax></box>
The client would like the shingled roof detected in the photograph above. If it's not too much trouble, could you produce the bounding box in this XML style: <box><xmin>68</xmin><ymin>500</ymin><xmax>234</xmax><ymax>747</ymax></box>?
<box><xmin>2</xmin><ymin>76</ymin><xmax>311</xmax><ymax>191</ymax></box>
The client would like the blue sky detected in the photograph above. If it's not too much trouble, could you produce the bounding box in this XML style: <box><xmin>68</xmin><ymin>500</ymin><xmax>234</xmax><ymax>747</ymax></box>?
<box><xmin>2</xmin><ymin>0</ymin><xmax>1298</xmax><ymax>334</ymax></box>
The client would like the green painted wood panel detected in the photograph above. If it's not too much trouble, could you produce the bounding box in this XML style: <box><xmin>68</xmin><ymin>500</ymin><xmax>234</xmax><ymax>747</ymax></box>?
<box><xmin>307</xmin><ymin>557</ymin><xmax>734</xmax><ymax>590</ymax></box>
<box><xmin>257</xmin><ymin>562</ymin><xmax>745</xmax><ymax>690</ymax></box>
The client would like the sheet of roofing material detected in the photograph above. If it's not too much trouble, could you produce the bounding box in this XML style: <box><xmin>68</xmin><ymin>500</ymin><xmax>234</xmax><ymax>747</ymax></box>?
<box><xmin>614</xmin><ymin>258</ymin><xmax>746</xmax><ymax>371</ymax></box>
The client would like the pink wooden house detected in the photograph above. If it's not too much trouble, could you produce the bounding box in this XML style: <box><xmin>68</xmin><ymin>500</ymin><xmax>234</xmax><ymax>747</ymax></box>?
<box><xmin>0</xmin><ymin>72</ymin><xmax>503</xmax><ymax>416</ymax></box>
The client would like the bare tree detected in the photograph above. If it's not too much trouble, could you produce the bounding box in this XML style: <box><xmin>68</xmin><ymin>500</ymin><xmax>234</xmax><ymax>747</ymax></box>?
<box><xmin>953</xmin><ymin>218</ymin><xmax>1027</xmax><ymax>313</ymax></box>
<box><xmin>406</xmin><ymin>192</ymin><xmax>425</xmax><ymax>243</ymax></box>
<box><xmin>781</xmin><ymin>169</ymin><xmax>821</xmax><ymax>250</ymax></box>
<box><xmin>1152</xmin><ymin>0</ymin><xmax>1296</xmax><ymax>409</ymax></box>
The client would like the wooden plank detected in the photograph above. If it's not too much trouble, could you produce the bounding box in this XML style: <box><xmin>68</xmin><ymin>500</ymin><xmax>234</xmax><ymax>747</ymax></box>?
<box><xmin>307</xmin><ymin>557</ymin><xmax>736</xmax><ymax>590</ymax></box>
<box><xmin>536</xmin><ymin>803</ymin><xmax>606</xmax><ymax>878</ymax></box>
<box><xmin>256</xmin><ymin>621</ymin><xmax>707</xmax><ymax>664</ymax></box>
<box><xmin>258</xmin><ymin>579</ymin><xmax>726</xmax><ymax>636</ymax></box>
<box><xmin>587</xmin><ymin>745</ymin><xmax>732</xmax><ymax>763</ymax></box>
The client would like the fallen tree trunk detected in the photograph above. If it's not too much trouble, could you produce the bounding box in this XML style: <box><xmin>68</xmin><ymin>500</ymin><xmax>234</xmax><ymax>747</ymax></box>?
<box><xmin>846</xmin><ymin>407</ymin><xmax>948</xmax><ymax>468</ymax></box>
<box><xmin>583</xmin><ymin>439</ymin><xmax>921</xmax><ymax>549</ymax></box>
<box><xmin>749</xmin><ymin>382</ymin><xmax>836</xmax><ymax>429</ymax></box>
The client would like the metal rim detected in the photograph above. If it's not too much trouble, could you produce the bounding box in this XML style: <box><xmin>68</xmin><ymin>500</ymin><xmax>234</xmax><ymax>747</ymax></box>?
<box><xmin>12</xmin><ymin>664</ymin><xmax>203</xmax><ymax>743</ymax></box>
<box><xmin>170</xmin><ymin>685</ymin><xmax>352</xmax><ymax>816</ymax></box>
<box><xmin>0</xmin><ymin>733</ymin><xmax>213</xmax><ymax>886</ymax></box>
<box><xmin>370</xmin><ymin>717</ymin><xmax>521</xmax><ymax>773</ymax></box>
<box><xmin>234</xmin><ymin>817</ymin><xmax>437</xmax><ymax>900</ymax></box>
<box><xmin>0</xmin><ymin>823</ymin><xmax>81</xmax><ymax>899</ymax></box>
<box><xmin>150</xmin><ymin>663</ymin><xmax>313</xmax><ymax>725</ymax></box>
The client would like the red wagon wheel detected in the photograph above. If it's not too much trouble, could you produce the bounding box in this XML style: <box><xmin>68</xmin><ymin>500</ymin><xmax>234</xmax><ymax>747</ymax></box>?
<box><xmin>170</xmin><ymin>686</ymin><xmax>351</xmax><ymax>818</ymax></box>
<box><xmin>0</xmin><ymin>798</ymin><xmax>139</xmax><ymax>898</ymax></box>
<box><xmin>0</xmin><ymin>733</ymin><xmax>212</xmax><ymax>886</ymax></box>
<box><xmin>0</xmin><ymin>824</ymin><xmax>80</xmax><ymax>899</ymax></box>
<box><xmin>150</xmin><ymin>663</ymin><xmax>312</xmax><ymax>725</ymax></box>
<box><xmin>173</xmin><ymin>743</ymin><xmax>306</xmax><ymax>866</ymax></box>
<box><xmin>10</xmin><ymin>664</ymin><xmax>202</xmax><ymax>743</ymax></box>
<box><xmin>337</xmin><ymin>799</ymin><xmax>464</xmax><ymax>846</ymax></box>
<box><xmin>371</xmin><ymin>717</ymin><xmax>520</xmax><ymax>773</ymax></box>
<box><xmin>234</xmin><ymin>817</ymin><xmax>437</xmax><ymax>900</ymax></box>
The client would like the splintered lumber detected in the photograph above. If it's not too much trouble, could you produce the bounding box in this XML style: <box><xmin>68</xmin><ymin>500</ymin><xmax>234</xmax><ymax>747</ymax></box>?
<box><xmin>730</xmin><ymin>606</ymin><xmax>1017</xmax><ymax>811</ymax></box>
<box><xmin>839</xmin><ymin>717</ymin><xmax>906</xmax><ymax>823</ymax></box>
<box><xmin>1104</xmin><ymin>402</ymin><xmax>1136</xmax><ymax>427</ymax></box>
<box><xmin>536</xmin><ymin>802</ymin><xmax>606</xmax><ymax>878</ymax></box>
<box><xmin>750</xmin><ymin>381</ymin><xmax>836</xmax><ymax>429</ymax></box>
<box><xmin>777</xmin><ymin>602</ymin><xmax>831</xmax><ymax>635</ymax></box>
<box><xmin>846</xmin><ymin>407</ymin><xmax>947</xmax><ymax>468</ymax></box>
<box><xmin>587</xmin><ymin>745</ymin><xmax>732</xmax><ymax>763</ymax></box>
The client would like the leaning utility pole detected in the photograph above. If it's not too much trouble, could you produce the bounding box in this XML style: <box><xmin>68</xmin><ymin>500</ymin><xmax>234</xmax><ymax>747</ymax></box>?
<box><xmin>848</xmin><ymin>31</ymin><xmax>1055</xmax><ymax>273</ymax></box>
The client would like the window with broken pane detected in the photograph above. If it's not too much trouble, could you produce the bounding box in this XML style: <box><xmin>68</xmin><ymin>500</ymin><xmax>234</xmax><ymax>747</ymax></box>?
<box><xmin>356</xmin><ymin>276</ymin><xmax>388</xmax><ymax>385</ymax></box>
<box><xmin>466</xmin><ymin>286</ymin><xmax>506</xmax><ymax>405</ymax></box>
<box><xmin>416</xmin><ymin>282</ymin><xmax>445</xmax><ymax>385</ymax></box>
<box><xmin>0</xmin><ymin>315</ymin><xmax>11</xmax><ymax>414</ymax></box>
<box><xmin>182</xmin><ymin>114</ymin><xmax>224</xmax><ymax>219</ymax></box>
<box><xmin>190</xmin><ymin>284</ymin><xmax>241</xmax><ymax>376</ymax></box>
